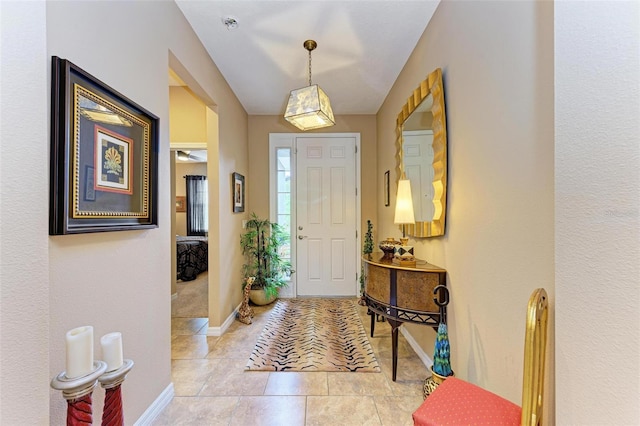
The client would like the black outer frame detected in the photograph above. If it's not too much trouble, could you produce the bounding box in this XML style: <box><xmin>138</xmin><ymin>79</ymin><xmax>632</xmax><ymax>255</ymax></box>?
<box><xmin>49</xmin><ymin>56</ymin><xmax>159</xmax><ymax>235</ymax></box>
<box><xmin>384</xmin><ymin>170</ymin><xmax>390</xmax><ymax>207</ymax></box>
<box><xmin>232</xmin><ymin>172</ymin><xmax>245</xmax><ymax>213</ymax></box>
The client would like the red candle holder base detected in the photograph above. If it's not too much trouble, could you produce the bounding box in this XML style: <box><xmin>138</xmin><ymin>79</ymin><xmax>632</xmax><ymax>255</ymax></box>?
<box><xmin>50</xmin><ymin>361</ymin><xmax>108</xmax><ymax>426</ymax></box>
<box><xmin>98</xmin><ymin>359</ymin><xmax>134</xmax><ymax>426</ymax></box>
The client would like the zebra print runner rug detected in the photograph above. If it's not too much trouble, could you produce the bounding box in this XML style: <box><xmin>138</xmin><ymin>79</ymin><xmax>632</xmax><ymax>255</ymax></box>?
<box><xmin>246</xmin><ymin>298</ymin><xmax>380</xmax><ymax>372</ymax></box>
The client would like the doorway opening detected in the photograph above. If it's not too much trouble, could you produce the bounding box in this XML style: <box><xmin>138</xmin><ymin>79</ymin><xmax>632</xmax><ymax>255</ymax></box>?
<box><xmin>269</xmin><ymin>133</ymin><xmax>361</xmax><ymax>298</ymax></box>
<box><xmin>168</xmin><ymin>65</ymin><xmax>218</xmax><ymax>335</ymax></box>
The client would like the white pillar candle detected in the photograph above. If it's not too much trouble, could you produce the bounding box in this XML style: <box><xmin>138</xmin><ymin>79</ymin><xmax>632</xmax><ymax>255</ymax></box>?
<box><xmin>65</xmin><ymin>326</ymin><xmax>94</xmax><ymax>379</ymax></box>
<box><xmin>101</xmin><ymin>332</ymin><xmax>123</xmax><ymax>372</ymax></box>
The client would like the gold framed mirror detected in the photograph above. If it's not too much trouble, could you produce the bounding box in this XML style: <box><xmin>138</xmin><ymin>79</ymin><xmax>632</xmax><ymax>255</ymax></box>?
<box><xmin>396</xmin><ymin>68</ymin><xmax>447</xmax><ymax>237</ymax></box>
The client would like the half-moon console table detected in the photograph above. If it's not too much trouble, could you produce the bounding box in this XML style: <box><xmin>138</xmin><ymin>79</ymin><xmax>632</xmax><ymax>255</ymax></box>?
<box><xmin>363</xmin><ymin>253</ymin><xmax>447</xmax><ymax>381</ymax></box>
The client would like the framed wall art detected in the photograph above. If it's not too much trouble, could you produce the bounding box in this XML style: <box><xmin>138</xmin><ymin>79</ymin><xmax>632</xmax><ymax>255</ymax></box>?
<box><xmin>384</xmin><ymin>170</ymin><xmax>390</xmax><ymax>207</ymax></box>
<box><xmin>232</xmin><ymin>172</ymin><xmax>245</xmax><ymax>213</ymax></box>
<box><xmin>175</xmin><ymin>196</ymin><xmax>186</xmax><ymax>213</ymax></box>
<box><xmin>49</xmin><ymin>56</ymin><xmax>159</xmax><ymax>235</ymax></box>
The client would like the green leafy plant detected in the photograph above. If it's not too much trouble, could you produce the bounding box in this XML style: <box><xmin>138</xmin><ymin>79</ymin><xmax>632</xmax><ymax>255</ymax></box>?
<box><xmin>240</xmin><ymin>213</ymin><xmax>294</xmax><ymax>300</ymax></box>
<box><xmin>363</xmin><ymin>220</ymin><xmax>374</xmax><ymax>258</ymax></box>
<box><xmin>359</xmin><ymin>220</ymin><xmax>374</xmax><ymax>302</ymax></box>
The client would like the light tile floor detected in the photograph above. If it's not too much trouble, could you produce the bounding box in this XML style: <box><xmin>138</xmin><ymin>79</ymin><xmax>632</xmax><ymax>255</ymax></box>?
<box><xmin>153</xmin><ymin>300</ymin><xmax>428</xmax><ymax>425</ymax></box>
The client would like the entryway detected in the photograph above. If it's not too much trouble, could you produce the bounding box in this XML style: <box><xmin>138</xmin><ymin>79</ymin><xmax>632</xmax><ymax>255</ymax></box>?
<box><xmin>269</xmin><ymin>133</ymin><xmax>361</xmax><ymax>298</ymax></box>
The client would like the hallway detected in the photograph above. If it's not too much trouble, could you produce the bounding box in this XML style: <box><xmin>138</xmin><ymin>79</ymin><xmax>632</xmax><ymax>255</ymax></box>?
<box><xmin>154</xmin><ymin>300</ymin><xmax>427</xmax><ymax>425</ymax></box>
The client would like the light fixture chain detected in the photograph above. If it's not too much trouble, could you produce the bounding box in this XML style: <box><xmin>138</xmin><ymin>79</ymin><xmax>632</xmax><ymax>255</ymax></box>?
<box><xmin>308</xmin><ymin>49</ymin><xmax>313</xmax><ymax>86</ymax></box>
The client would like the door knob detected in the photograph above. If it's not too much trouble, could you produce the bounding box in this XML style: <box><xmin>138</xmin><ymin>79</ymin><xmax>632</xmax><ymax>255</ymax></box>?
<box><xmin>298</xmin><ymin>235</ymin><xmax>307</xmax><ymax>240</ymax></box>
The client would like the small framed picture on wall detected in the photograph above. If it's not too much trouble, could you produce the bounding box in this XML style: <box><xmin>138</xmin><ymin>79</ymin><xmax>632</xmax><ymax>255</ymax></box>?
<box><xmin>232</xmin><ymin>172</ymin><xmax>245</xmax><ymax>213</ymax></box>
<box><xmin>384</xmin><ymin>170</ymin><xmax>390</xmax><ymax>207</ymax></box>
<box><xmin>175</xmin><ymin>196</ymin><xmax>186</xmax><ymax>212</ymax></box>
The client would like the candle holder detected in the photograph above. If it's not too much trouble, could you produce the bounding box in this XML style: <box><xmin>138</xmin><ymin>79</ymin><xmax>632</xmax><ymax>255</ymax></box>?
<box><xmin>98</xmin><ymin>359</ymin><xmax>134</xmax><ymax>426</ymax></box>
<box><xmin>50</xmin><ymin>361</ymin><xmax>108</xmax><ymax>426</ymax></box>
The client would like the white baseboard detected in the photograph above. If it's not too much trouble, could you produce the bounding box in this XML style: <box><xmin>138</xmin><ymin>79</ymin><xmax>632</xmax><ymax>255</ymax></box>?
<box><xmin>400</xmin><ymin>327</ymin><xmax>433</xmax><ymax>369</ymax></box>
<box><xmin>207</xmin><ymin>302</ymin><xmax>241</xmax><ymax>336</ymax></box>
<box><xmin>171</xmin><ymin>292</ymin><xmax>177</xmax><ymax>301</ymax></box>
<box><xmin>133</xmin><ymin>382</ymin><xmax>174</xmax><ymax>426</ymax></box>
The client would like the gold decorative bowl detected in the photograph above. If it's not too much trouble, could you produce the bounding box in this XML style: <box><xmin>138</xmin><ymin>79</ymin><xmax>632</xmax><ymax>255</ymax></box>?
<box><xmin>379</xmin><ymin>238</ymin><xmax>399</xmax><ymax>260</ymax></box>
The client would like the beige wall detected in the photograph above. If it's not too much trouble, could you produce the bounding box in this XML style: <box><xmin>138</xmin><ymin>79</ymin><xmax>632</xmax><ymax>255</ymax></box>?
<box><xmin>377</xmin><ymin>1</ymin><xmax>555</xmax><ymax>421</ymax></box>
<box><xmin>31</xmin><ymin>1</ymin><xmax>247</xmax><ymax>423</ymax></box>
<box><xmin>0</xmin><ymin>2</ymin><xmax>50</xmax><ymax>423</ymax></box>
<box><xmin>247</xmin><ymin>115</ymin><xmax>378</xmax><ymax>240</ymax></box>
<box><xmin>555</xmin><ymin>2</ymin><xmax>640</xmax><ymax>424</ymax></box>
<box><xmin>169</xmin><ymin>86</ymin><xmax>207</xmax><ymax>143</ymax></box>
<box><xmin>174</xmin><ymin>162</ymin><xmax>208</xmax><ymax>236</ymax></box>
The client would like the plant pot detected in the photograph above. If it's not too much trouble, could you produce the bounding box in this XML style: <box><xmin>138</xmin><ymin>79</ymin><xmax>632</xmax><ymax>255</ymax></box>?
<box><xmin>422</xmin><ymin>367</ymin><xmax>454</xmax><ymax>399</ymax></box>
<box><xmin>249</xmin><ymin>288</ymin><xmax>277</xmax><ymax>306</ymax></box>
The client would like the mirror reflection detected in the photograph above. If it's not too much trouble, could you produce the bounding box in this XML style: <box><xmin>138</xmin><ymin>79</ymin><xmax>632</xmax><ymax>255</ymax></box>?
<box><xmin>396</xmin><ymin>68</ymin><xmax>447</xmax><ymax>237</ymax></box>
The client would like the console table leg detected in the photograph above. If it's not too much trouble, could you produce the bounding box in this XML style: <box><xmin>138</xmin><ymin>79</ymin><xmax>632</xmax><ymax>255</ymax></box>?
<box><xmin>391</xmin><ymin>326</ymin><xmax>398</xmax><ymax>381</ymax></box>
<box><xmin>370</xmin><ymin>310</ymin><xmax>376</xmax><ymax>337</ymax></box>
<box><xmin>388</xmin><ymin>319</ymin><xmax>402</xmax><ymax>382</ymax></box>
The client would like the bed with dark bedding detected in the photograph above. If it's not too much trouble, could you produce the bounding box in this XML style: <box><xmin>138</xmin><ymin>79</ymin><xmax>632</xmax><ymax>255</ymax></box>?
<box><xmin>176</xmin><ymin>236</ymin><xmax>208</xmax><ymax>281</ymax></box>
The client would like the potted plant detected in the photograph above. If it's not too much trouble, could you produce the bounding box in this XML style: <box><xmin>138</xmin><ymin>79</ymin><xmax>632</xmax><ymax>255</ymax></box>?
<box><xmin>240</xmin><ymin>213</ymin><xmax>293</xmax><ymax>305</ymax></box>
<box><xmin>359</xmin><ymin>220</ymin><xmax>375</xmax><ymax>305</ymax></box>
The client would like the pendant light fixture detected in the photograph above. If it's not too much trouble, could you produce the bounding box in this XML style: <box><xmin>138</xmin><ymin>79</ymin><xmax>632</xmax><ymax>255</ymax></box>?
<box><xmin>284</xmin><ymin>40</ymin><xmax>335</xmax><ymax>131</ymax></box>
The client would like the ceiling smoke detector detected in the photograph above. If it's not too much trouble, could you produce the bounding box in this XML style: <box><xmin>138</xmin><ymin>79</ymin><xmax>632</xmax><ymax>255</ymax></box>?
<box><xmin>222</xmin><ymin>16</ymin><xmax>239</xmax><ymax>30</ymax></box>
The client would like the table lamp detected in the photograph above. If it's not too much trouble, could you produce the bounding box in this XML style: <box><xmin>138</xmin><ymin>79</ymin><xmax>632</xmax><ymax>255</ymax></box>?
<box><xmin>394</xmin><ymin>177</ymin><xmax>416</xmax><ymax>266</ymax></box>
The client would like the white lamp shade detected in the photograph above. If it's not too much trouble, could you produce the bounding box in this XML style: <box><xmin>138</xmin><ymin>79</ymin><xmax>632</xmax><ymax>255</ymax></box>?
<box><xmin>284</xmin><ymin>84</ymin><xmax>335</xmax><ymax>131</ymax></box>
<box><xmin>394</xmin><ymin>179</ymin><xmax>415</xmax><ymax>225</ymax></box>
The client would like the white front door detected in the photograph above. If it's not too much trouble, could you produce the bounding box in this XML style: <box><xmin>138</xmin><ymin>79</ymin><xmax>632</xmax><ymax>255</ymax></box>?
<box><xmin>295</xmin><ymin>136</ymin><xmax>358</xmax><ymax>296</ymax></box>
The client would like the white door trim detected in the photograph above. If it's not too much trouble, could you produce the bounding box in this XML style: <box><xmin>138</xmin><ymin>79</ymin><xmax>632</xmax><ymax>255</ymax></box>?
<box><xmin>269</xmin><ymin>133</ymin><xmax>361</xmax><ymax>298</ymax></box>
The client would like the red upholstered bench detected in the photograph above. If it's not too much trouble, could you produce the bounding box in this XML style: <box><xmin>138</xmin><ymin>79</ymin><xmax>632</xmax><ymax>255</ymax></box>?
<box><xmin>412</xmin><ymin>377</ymin><xmax>521</xmax><ymax>426</ymax></box>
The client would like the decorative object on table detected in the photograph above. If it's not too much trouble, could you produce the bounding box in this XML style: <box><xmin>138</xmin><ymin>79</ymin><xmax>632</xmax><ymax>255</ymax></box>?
<box><xmin>423</xmin><ymin>285</ymin><xmax>453</xmax><ymax>399</ymax></box>
<box><xmin>246</xmin><ymin>298</ymin><xmax>379</xmax><ymax>372</ymax></box>
<box><xmin>51</xmin><ymin>326</ymin><xmax>108</xmax><ymax>426</ymax></box>
<box><xmin>232</xmin><ymin>172</ymin><xmax>245</xmax><ymax>213</ymax></box>
<box><xmin>237</xmin><ymin>276</ymin><xmax>256</xmax><ymax>324</ymax></box>
<box><xmin>393</xmin><ymin>176</ymin><xmax>417</xmax><ymax>267</ymax></box>
<box><xmin>240</xmin><ymin>213</ymin><xmax>293</xmax><ymax>305</ymax></box>
<box><xmin>284</xmin><ymin>40</ymin><xmax>335</xmax><ymax>131</ymax></box>
<box><xmin>394</xmin><ymin>244</ymin><xmax>415</xmax><ymax>264</ymax></box>
<box><xmin>384</xmin><ymin>170</ymin><xmax>390</xmax><ymax>206</ymax></box>
<box><xmin>49</xmin><ymin>57</ymin><xmax>158</xmax><ymax>235</ymax></box>
<box><xmin>379</xmin><ymin>237</ymin><xmax>400</xmax><ymax>260</ymax></box>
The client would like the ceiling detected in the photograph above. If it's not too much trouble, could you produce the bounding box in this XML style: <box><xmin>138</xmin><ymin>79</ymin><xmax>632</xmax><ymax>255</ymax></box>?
<box><xmin>175</xmin><ymin>1</ymin><xmax>440</xmax><ymax>116</ymax></box>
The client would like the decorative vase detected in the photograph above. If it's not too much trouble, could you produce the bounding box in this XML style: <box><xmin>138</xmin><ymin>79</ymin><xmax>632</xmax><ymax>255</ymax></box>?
<box><xmin>379</xmin><ymin>238</ymin><xmax>400</xmax><ymax>260</ymax></box>
<box><xmin>422</xmin><ymin>368</ymin><xmax>454</xmax><ymax>399</ymax></box>
<box><xmin>249</xmin><ymin>288</ymin><xmax>277</xmax><ymax>306</ymax></box>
